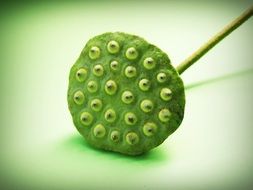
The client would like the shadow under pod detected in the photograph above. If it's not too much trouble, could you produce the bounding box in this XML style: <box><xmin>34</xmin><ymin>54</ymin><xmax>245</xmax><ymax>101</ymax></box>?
<box><xmin>58</xmin><ymin>134</ymin><xmax>170</xmax><ymax>166</ymax></box>
<box><xmin>185</xmin><ymin>68</ymin><xmax>253</xmax><ymax>90</ymax></box>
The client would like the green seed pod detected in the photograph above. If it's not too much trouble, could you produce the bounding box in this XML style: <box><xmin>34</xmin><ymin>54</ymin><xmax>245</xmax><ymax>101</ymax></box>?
<box><xmin>125</xmin><ymin>47</ymin><xmax>138</xmax><ymax>60</ymax></box>
<box><xmin>87</xmin><ymin>81</ymin><xmax>98</xmax><ymax>93</ymax></box>
<box><xmin>104</xmin><ymin>109</ymin><xmax>116</xmax><ymax>123</ymax></box>
<box><xmin>89</xmin><ymin>46</ymin><xmax>100</xmax><ymax>59</ymax></box>
<box><xmin>90</xmin><ymin>99</ymin><xmax>102</xmax><ymax>112</ymax></box>
<box><xmin>143</xmin><ymin>122</ymin><xmax>157</xmax><ymax>137</ymax></box>
<box><xmin>68</xmin><ymin>32</ymin><xmax>185</xmax><ymax>156</ymax></box>
<box><xmin>93</xmin><ymin>64</ymin><xmax>104</xmax><ymax>77</ymax></box>
<box><xmin>107</xmin><ymin>40</ymin><xmax>120</xmax><ymax>54</ymax></box>
<box><xmin>80</xmin><ymin>112</ymin><xmax>93</xmax><ymax>126</ymax></box>
<box><xmin>73</xmin><ymin>90</ymin><xmax>85</xmax><ymax>105</ymax></box>
<box><xmin>76</xmin><ymin>68</ymin><xmax>87</xmax><ymax>82</ymax></box>
<box><xmin>143</xmin><ymin>57</ymin><xmax>156</xmax><ymax>70</ymax></box>
<box><xmin>93</xmin><ymin>124</ymin><xmax>106</xmax><ymax>138</ymax></box>
<box><xmin>140</xmin><ymin>99</ymin><xmax>154</xmax><ymax>113</ymax></box>
<box><xmin>121</xmin><ymin>91</ymin><xmax>134</xmax><ymax>104</ymax></box>
<box><xmin>126</xmin><ymin>132</ymin><xmax>139</xmax><ymax>145</ymax></box>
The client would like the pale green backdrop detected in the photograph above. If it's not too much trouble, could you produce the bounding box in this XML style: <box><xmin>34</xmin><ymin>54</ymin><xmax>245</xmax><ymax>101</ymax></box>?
<box><xmin>0</xmin><ymin>1</ymin><xmax>253</xmax><ymax>189</ymax></box>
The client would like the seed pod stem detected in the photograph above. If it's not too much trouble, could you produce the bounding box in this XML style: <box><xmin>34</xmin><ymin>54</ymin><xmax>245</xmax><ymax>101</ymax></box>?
<box><xmin>176</xmin><ymin>5</ymin><xmax>253</xmax><ymax>75</ymax></box>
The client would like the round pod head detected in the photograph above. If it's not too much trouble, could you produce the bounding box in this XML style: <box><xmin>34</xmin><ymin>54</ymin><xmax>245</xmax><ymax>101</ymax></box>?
<box><xmin>67</xmin><ymin>32</ymin><xmax>185</xmax><ymax>156</ymax></box>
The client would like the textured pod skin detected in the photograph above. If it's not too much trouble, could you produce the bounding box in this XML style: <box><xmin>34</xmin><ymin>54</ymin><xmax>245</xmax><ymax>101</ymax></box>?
<box><xmin>67</xmin><ymin>32</ymin><xmax>185</xmax><ymax>155</ymax></box>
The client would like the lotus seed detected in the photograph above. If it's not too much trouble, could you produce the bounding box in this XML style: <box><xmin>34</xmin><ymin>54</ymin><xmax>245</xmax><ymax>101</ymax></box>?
<box><xmin>124</xmin><ymin>112</ymin><xmax>137</xmax><ymax>125</ymax></box>
<box><xmin>160</xmin><ymin>88</ymin><xmax>172</xmax><ymax>101</ymax></box>
<box><xmin>107</xmin><ymin>40</ymin><xmax>120</xmax><ymax>54</ymax></box>
<box><xmin>105</xmin><ymin>80</ymin><xmax>117</xmax><ymax>95</ymax></box>
<box><xmin>110</xmin><ymin>60</ymin><xmax>119</xmax><ymax>71</ymax></box>
<box><xmin>105</xmin><ymin>109</ymin><xmax>116</xmax><ymax>123</ymax></box>
<box><xmin>90</xmin><ymin>99</ymin><xmax>102</xmax><ymax>112</ymax></box>
<box><xmin>158</xmin><ymin>108</ymin><xmax>171</xmax><ymax>122</ymax></box>
<box><xmin>80</xmin><ymin>112</ymin><xmax>93</xmax><ymax>126</ymax></box>
<box><xmin>143</xmin><ymin>122</ymin><xmax>157</xmax><ymax>137</ymax></box>
<box><xmin>143</xmin><ymin>57</ymin><xmax>155</xmax><ymax>69</ymax></box>
<box><xmin>93</xmin><ymin>64</ymin><xmax>104</xmax><ymax>77</ymax></box>
<box><xmin>140</xmin><ymin>99</ymin><xmax>154</xmax><ymax>113</ymax></box>
<box><xmin>126</xmin><ymin>132</ymin><xmax>139</xmax><ymax>145</ymax></box>
<box><xmin>110</xmin><ymin>130</ymin><xmax>120</xmax><ymax>142</ymax></box>
<box><xmin>138</xmin><ymin>79</ymin><xmax>150</xmax><ymax>91</ymax></box>
<box><xmin>93</xmin><ymin>124</ymin><xmax>106</xmax><ymax>138</ymax></box>
<box><xmin>87</xmin><ymin>81</ymin><xmax>98</xmax><ymax>93</ymax></box>
<box><xmin>76</xmin><ymin>68</ymin><xmax>87</xmax><ymax>82</ymax></box>
<box><xmin>73</xmin><ymin>91</ymin><xmax>85</xmax><ymax>105</ymax></box>
<box><xmin>89</xmin><ymin>46</ymin><xmax>100</xmax><ymax>59</ymax></box>
<box><xmin>157</xmin><ymin>73</ymin><xmax>167</xmax><ymax>83</ymax></box>
<box><xmin>125</xmin><ymin>66</ymin><xmax>137</xmax><ymax>78</ymax></box>
<box><xmin>125</xmin><ymin>47</ymin><xmax>138</xmax><ymax>60</ymax></box>
<box><xmin>121</xmin><ymin>91</ymin><xmax>134</xmax><ymax>104</ymax></box>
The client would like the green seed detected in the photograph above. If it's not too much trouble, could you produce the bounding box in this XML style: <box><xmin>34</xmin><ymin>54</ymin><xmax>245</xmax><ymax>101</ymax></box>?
<box><xmin>76</xmin><ymin>68</ymin><xmax>87</xmax><ymax>82</ymax></box>
<box><xmin>121</xmin><ymin>91</ymin><xmax>134</xmax><ymax>104</ymax></box>
<box><xmin>160</xmin><ymin>88</ymin><xmax>172</xmax><ymax>101</ymax></box>
<box><xmin>90</xmin><ymin>99</ymin><xmax>102</xmax><ymax>112</ymax></box>
<box><xmin>104</xmin><ymin>109</ymin><xmax>116</xmax><ymax>123</ymax></box>
<box><xmin>105</xmin><ymin>80</ymin><xmax>117</xmax><ymax>95</ymax></box>
<box><xmin>143</xmin><ymin>122</ymin><xmax>157</xmax><ymax>137</ymax></box>
<box><xmin>140</xmin><ymin>99</ymin><xmax>154</xmax><ymax>113</ymax></box>
<box><xmin>158</xmin><ymin>108</ymin><xmax>171</xmax><ymax>122</ymax></box>
<box><xmin>138</xmin><ymin>79</ymin><xmax>150</xmax><ymax>91</ymax></box>
<box><xmin>157</xmin><ymin>73</ymin><xmax>167</xmax><ymax>83</ymax></box>
<box><xmin>143</xmin><ymin>57</ymin><xmax>155</xmax><ymax>69</ymax></box>
<box><xmin>80</xmin><ymin>112</ymin><xmax>93</xmax><ymax>126</ymax></box>
<box><xmin>125</xmin><ymin>47</ymin><xmax>138</xmax><ymax>60</ymax></box>
<box><xmin>89</xmin><ymin>46</ymin><xmax>100</xmax><ymax>59</ymax></box>
<box><xmin>124</xmin><ymin>112</ymin><xmax>137</xmax><ymax>125</ymax></box>
<box><xmin>73</xmin><ymin>90</ymin><xmax>85</xmax><ymax>105</ymax></box>
<box><xmin>110</xmin><ymin>130</ymin><xmax>120</xmax><ymax>142</ymax></box>
<box><xmin>87</xmin><ymin>80</ymin><xmax>98</xmax><ymax>93</ymax></box>
<box><xmin>93</xmin><ymin>124</ymin><xmax>106</xmax><ymax>138</ymax></box>
<box><xmin>107</xmin><ymin>40</ymin><xmax>120</xmax><ymax>54</ymax></box>
<box><xmin>93</xmin><ymin>64</ymin><xmax>104</xmax><ymax>77</ymax></box>
<box><xmin>126</xmin><ymin>132</ymin><xmax>139</xmax><ymax>145</ymax></box>
<box><xmin>110</xmin><ymin>60</ymin><xmax>119</xmax><ymax>71</ymax></box>
<box><xmin>125</xmin><ymin>66</ymin><xmax>137</xmax><ymax>78</ymax></box>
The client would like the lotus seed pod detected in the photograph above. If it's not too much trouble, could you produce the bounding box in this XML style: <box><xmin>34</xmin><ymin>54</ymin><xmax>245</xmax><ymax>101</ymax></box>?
<box><xmin>68</xmin><ymin>32</ymin><xmax>185</xmax><ymax>155</ymax></box>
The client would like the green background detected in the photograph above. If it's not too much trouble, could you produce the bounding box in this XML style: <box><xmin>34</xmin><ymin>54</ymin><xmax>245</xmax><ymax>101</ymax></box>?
<box><xmin>0</xmin><ymin>0</ymin><xmax>253</xmax><ymax>189</ymax></box>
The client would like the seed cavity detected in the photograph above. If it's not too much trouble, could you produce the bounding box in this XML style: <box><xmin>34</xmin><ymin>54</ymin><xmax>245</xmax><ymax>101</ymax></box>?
<box><xmin>110</xmin><ymin>130</ymin><xmax>120</xmax><ymax>142</ymax></box>
<box><xmin>105</xmin><ymin>80</ymin><xmax>117</xmax><ymax>95</ymax></box>
<box><xmin>110</xmin><ymin>60</ymin><xmax>119</xmax><ymax>71</ymax></box>
<box><xmin>89</xmin><ymin>46</ymin><xmax>100</xmax><ymax>59</ymax></box>
<box><xmin>76</xmin><ymin>68</ymin><xmax>87</xmax><ymax>82</ymax></box>
<box><xmin>87</xmin><ymin>81</ymin><xmax>98</xmax><ymax>93</ymax></box>
<box><xmin>125</xmin><ymin>66</ymin><xmax>137</xmax><ymax>78</ymax></box>
<box><xmin>160</xmin><ymin>88</ymin><xmax>172</xmax><ymax>101</ymax></box>
<box><xmin>90</xmin><ymin>99</ymin><xmax>102</xmax><ymax>112</ymax></box>
<box><xmin>140</xmin><ymin>99</ymin><xmax>154</xmax><ymax>113</ymax></box>
<box><xmin>124</xmin><ymin>112</ymin><xmax>137</xmax><ymax>125</ymax></box>
<box><xmin>143</xmin><ymin>57</ymin><xmax>155</xmax><ymax>69</ymax></box>
<box><xmin>105</xmin><ymin>109</ymin><xmax>116</xmax><ymax>123</ymax></box>
<box><xmin>73</xmin><ymin>91</ymin><xmax>85</xmax><ymax>105</ymax></box>
<box><xmin>125</xmin><ymin>47</ymin><xmax>138</xmax><ymax>60</ymax></box>
<box><xmin>157</xmin><ymin>73</ymin><xmax>167</xmax><ymax>83</ymax></box>
<box><xmin>143</xmin><ymin>122</ymin><xmax>157</xmax><ymax>137</ymax></box>
<box><xmin>158</xmin><ymin>108</ymin><xmax>171</xmax><ymax>122</ymax></box>
<box><xmin>138</xmin><ymin>79</ymin><xmax>150</xmax><ymax>91</ymax></box>
<box><xmin>93</xmin><ymin>64</ymin><xmax>104</xmax><ymax>77</ymax></box>
<box><xmin>126</xmin><ymin>132</ymin><xmax>139</xmax><ymax>145</ymax></box>
<box><xmin>80</xmin><ymin>112</ymin><xmax>93</xmax><ymax>126</ymax></box>
<box><xmin>107</xmin><ymin>40</ymin><xmax>120</xmax><ymax>54</ymax></box>
<box><xmin>121</xmin><ymin>91</ymin><xmax>134</xmax><ymax>104</ymax></box>
<box><xmin>93</xmin><ymin>124</ymin><xmax>106</xmax><ymax>138</ymax></box>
